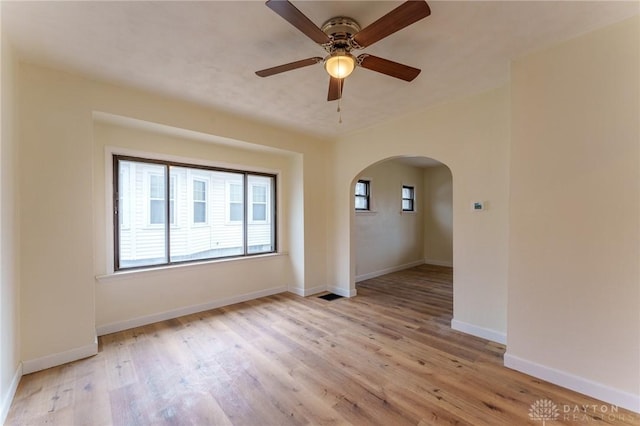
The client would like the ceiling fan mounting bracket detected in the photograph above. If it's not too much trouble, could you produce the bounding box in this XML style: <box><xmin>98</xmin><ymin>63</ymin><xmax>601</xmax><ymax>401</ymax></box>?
<box><xmin>321</xmin><ymin>17</ymin><xmax>361</xmax><ymax>52</ymax></box>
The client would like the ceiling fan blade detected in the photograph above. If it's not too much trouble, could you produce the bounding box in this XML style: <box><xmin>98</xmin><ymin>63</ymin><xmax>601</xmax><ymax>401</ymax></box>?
<box><xmin>256</xmin><ymin>57</ymin><xmax>323</xmax><ymax>77</ymax></box>
<box><xmin>265</xmin><ymin>0</ymin><xmax>330</xmax><ymax>45</ymax></box>
<box><xmin>328</xmin><ymin>77</ymin><xmax>343</xmax><ymax>101</ymax></box>
<box><xmin>357</xmin><ymin>54</ymin><xmax>421</xmax><ymax>81</ymax></box>
<box><xmin>353</xmin><ymin>0</ymin><xmax>430</xmax><ymax>48</ymax></box>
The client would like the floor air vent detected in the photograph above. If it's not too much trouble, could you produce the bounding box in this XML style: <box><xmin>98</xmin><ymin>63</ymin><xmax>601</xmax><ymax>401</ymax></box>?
<box><xmin>318</xmin><ymin>293</ymin><xmax>343</xmax><ymax>301</ymax></box>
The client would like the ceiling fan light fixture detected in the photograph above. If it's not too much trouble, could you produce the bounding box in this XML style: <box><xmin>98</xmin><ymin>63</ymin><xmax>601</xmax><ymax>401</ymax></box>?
<box><xmin>324</xmin><ymin>52</ymin><xmax>356</xmax><ymax>79</ymax></box>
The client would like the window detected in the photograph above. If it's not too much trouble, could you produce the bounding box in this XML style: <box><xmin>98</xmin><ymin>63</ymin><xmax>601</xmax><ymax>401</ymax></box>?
<box><xmin>114</xmin><ymin>155</ymin><xmax>276</xmax><ymax>271</ymax></box>
<box><xmin>402</xmin><ymin>185</ymin><xmax>415</xmax><ymax>212</ymax></box>
<box><xmin>148</xmin><ymin>173</ymin><xmax>176</xmax><ymax>225</ymax></box>
<box><xmin>355</xmin><ymin>180</ymin><xmax>370</xmax><ymax>211</ymax></box>
<box><xmin>252</xmin><ymin>186</ymin><xmax>267</xmax><ymax>221</ymax></box>
<box><xmin>251</xmin><ymin>184</ymin><xmax>269</xmax><ymax>222</ymax></box>
<box><xmin>228</xmin><ymin>182</ymin><xmax>243</xmax><ymax>222</ymax></box>
<box><xmin>149</xmin><ymin>174</ymin><xmax>165</xmax><ymax>225</ymax></box>
<box><xmin>193</xmin><ymin>179</ymin><xmax>207</xmax><ymax>224</ymax></box>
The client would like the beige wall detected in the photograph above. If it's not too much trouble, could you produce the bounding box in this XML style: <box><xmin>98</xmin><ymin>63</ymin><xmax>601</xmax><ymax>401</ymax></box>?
<box><xmin>354</xmin><ymin>160</ymin><xmax>425</xmax><ymax>281</ymax></box>
<box><xmin>329</xmin><ymin>85</ymin><xmax>511</xmax><ymax>341</ymax></box>
<box><xmin>17</xmin><ymin>63</ymin><xmax>330</xmax><ymax>369</ymax></box>
<box><xmin>507</xmin><ymin>16</ymin><xmax>640</xmax><ymax>409</ymax></box>
<box><xmin>19</xmin><ymin>64</ymin><xmax>98</xmax><ymax>369</ymax></box>
<box><xmin>0</xmin><ymin>33</ymin><xmax>21</xmax><ymax>423</ymax></box>
<box><xmin>423</xmin><ymin>165</ymin><xmax>453</xmax><ymax>266</ymax></box>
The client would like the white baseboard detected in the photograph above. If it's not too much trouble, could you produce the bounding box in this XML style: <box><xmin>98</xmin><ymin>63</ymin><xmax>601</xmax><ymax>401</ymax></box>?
<box><xmin>355</xmin><ymin>260</ymin><xmax>425</xmax><ymax>282</ymax></box>
<box><xmin>96</xmin><ymin>286</ymin><xmax>287</xmax><ymax>336</ymax></box>
<box><xmin>424</xmin><ymin>258</ymin><xmax>453</xmax><ymax>267</ymax></box>
<box><xmin>288</xmin><ymin>284</ymin><xmax>326</xmax><ymax>297</ymax></box>
<box><xmin>327</xmin><ymin>286</ymin><xmax>357</xmax><ymax>298</ymax></box>
<box><xmin>451</xmin><ymin>318</ymin><xmax>507</xmax><ymax>345</ymax></box>
<box><xmin>504</xmin><ymin>353</ymin><xmax>640</xmax><ymax>414</ymax></box>
<box><xmin>1</xmin><ymin>362</ymin><xmax>22</xmax><ymax>425</ymax></box>
<box><xmin>22</xmin><ymin>340</ymin><xmax>98</xmax><ymax>375</ymax></box>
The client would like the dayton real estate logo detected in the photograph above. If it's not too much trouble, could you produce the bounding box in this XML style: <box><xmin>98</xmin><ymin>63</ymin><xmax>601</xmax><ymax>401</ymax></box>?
<box><xmin>529</xmin><ymin>399</ymin><xmax>560</xmax><ymax>425</ymax></box>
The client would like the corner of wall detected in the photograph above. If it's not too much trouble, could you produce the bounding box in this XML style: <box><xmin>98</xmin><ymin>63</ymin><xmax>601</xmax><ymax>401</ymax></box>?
<box><xmin>21</xmin><ymin>338</ymin><xmax>98</xmax><ymax>375</ymax></box>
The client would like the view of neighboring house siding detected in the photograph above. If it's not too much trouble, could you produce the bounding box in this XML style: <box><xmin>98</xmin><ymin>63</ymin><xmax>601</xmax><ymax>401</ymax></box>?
<box><xmin>118</xmin><ymin>161</ymin><xmax>273</xmax><ymax>267</ymax></box>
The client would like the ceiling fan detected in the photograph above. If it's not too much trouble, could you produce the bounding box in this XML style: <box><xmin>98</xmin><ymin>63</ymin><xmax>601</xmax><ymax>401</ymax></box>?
<box><xmin>255</xmin><ymin>0</ymin><xmax>431</xmax><ymax>102</ymax></box>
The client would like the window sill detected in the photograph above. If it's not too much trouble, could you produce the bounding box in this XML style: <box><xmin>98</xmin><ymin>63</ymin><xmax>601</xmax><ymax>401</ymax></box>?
<box><xmin>356</xmin><ymin>210</ymin><xmax>377</xmax><ymax>216</ymax></box>
<box><xmin>96</xmin><ymin>252</ymin><xmax>287</xmax><ymax>283</ymax></box>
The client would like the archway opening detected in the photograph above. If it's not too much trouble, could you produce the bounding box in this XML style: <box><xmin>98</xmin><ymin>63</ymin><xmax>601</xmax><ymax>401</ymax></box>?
<box><xmin>349</xmin><ymin>155</ymin><xmax>453</xmax><ymax>313</ymax></box>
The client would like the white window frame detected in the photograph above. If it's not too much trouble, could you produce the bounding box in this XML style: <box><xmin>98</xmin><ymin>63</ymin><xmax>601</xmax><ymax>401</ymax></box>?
<box><xmin>226</xmin><ymin>181</ymin><xmax>244</xmax><ymax>224</ymax></box>
<box><xmin>192</xmin><ymin>177</ymin><xmax>208</xmax><ymax>225</ymax></box>
<box><xmin>145</xmin><ymin>171</ymin><xmax>177</xmax><ymax>227</ymax></box>
<box><xmin>249</xmin><ymin>183</ymin><xmax>270</xmax><ymax>224</ymax></box>
<box><xmin>118</xmin><ymin>162</ymin><xmax>132</xmax><ymax>230</ymax></box>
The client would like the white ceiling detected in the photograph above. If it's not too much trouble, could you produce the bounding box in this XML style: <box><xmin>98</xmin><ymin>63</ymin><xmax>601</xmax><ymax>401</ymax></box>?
<box><xmin>2</xmin><ymin>1</ymin><xmax>638</xmax><ymax>138</ymax></box>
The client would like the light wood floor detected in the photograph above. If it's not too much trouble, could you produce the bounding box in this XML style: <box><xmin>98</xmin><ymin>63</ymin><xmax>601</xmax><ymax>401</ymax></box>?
<box><xmin>6</xmin><ymin>264</ymin><xmax>639</xmax><ymax>425</ymax></box>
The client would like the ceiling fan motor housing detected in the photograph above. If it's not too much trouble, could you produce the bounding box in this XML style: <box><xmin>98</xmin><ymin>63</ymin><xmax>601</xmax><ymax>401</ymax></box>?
<box><xmin>321</xmin><ymin>17</ymin><xmax>361</xmax><ymax>51</ymax></box>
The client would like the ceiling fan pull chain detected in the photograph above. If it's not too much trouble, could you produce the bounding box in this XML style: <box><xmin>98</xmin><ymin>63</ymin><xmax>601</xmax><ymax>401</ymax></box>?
<box><xmin>338</xmin><ymin>99</ymin><xmax>343</xmax><ymax>124</ymax></box>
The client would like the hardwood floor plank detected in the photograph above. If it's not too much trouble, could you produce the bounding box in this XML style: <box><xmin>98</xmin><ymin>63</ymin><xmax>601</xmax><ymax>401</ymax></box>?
<box><xmin>6</xmin><ymin>265</ymin><xmax>639</xmax><ymax>425</ymax></box>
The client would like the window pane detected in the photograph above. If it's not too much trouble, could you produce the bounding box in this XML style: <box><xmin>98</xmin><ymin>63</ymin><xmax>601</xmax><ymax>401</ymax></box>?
<box><xmin>170</xmin><ymin>168</ymin><xmax>244</xmax><ymax>262</ymax></box>
<box><xmin>253</xmin><ymin>185</ymin><xmax>266</xmax><ymax>203</ymax></box>
<box><xmin>193</xmin><ymin>180</ymin><xmax>206</xmax><ymax>202</ymax></box>
<box><xmin>402</xmin><ymin>200</ymin><xmax>412</xmax><ymax>211</ymax></box>
<box><xmin>355</xmin><ymin>181</ymin><xmax>368</xmax><ymax>196</ymax></box>
<box><xmin>193</xmin><ymin>202</ymin><xmax>206</xmax><ymax>223</ymax></box>
<box><xmin>230</xmin><ymin>183</ymin><xmax>242</xmax><ymax>202</ymax></box>
<box><xmin>117</xmin><ymin>160</ymin><xmax>167</xmax><ymax>269</ymax></box>
<box><xmin>253</xmin><ymin>204</ymin><xmax>266</xmax><ymax>221</ymax></box>
<box><xmin>150</xmin><ymin>199</ymin><xmax>165</xmax><ymax>224</ymax></box>
<box><xmin>229</xmin><ymin>203</ymin><xmax>243</xmax><ymax>221</ymax></box>
<box><xmin>402</xmin><ymin>186</ymin><xmax>413</xmax><ymax>199</ymax></box>
<box><xmin>247</xmin><ymin>175</ymin><xmax>274</xmax><ymax>254</ymax></box>
<box><xmin>355</xmin><ymin>196</ymin><xmax>368</xmax><ymax>210</ymax></box>
<box><xmin>150</xmin><ymin>174</ymin><xmax>164</xmax><ymax>198</ymax></box>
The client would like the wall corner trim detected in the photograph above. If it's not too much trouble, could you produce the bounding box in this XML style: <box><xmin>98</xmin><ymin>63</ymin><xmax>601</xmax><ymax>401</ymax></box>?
<box><xmin>504</xmin><ymin>352</ymin><xmax>640</xmax><ymax>414</ymax></box>
<box><xmin>327</xmin><ymin>286</ymin><xmax>357</xmax><ymax>298</ymax></box>
<box><xmin>288</xmin><ymin>285</ymin><xmax>326</xmax><ymax>297</ymax></box>
<box><xmin>356</xmin><ymin>260</ymin><xmax>425</xmax><ymax>283</ymax></box>
<box><xmin>22</xmin><ymin>340</ymin><xmax>98</xmax><ymax>375</ymax></box>
<box><xmin>0</xmin><ymin>362</ymin><xmax>23</xmax><ymax>424</ymax></box>
<box><xmin>423</xmin><ymin>259</ymin><xmax>453</xmax><ymax>268</ymax></box>
<box><xmin>451</xmin><ymin>318</ymin><xmax>507</xmax><ymax>344</ymax></box>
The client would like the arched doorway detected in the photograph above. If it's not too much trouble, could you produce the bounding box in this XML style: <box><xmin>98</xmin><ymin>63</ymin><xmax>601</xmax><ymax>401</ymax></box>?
<box><xmin>349</xmin><ymin>156</ymin><xmax>453</xmax><ymax>285</ymax></box>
